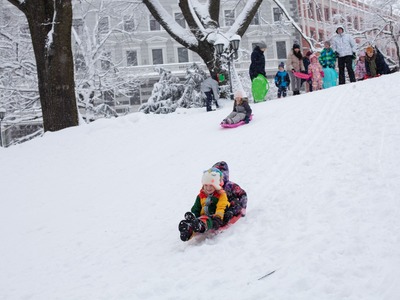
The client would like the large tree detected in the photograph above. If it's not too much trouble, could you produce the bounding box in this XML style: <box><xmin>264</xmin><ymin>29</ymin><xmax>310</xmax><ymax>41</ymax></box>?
<box><xmin>7</xmin><ymin>0</ymin><xmax>79</xmax><ymax>132</ymax></box>
<box><xmin>142</xmin><ymin>0</ymin><xmax>263</xmax><ymax>78</ymax></box>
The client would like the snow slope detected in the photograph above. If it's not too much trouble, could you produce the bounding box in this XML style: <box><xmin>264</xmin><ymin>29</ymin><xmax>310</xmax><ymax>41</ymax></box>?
<box><xmin>1</xmin><ymin>74</ymin><xmax>400</xmax><ymax>300</ymax></box>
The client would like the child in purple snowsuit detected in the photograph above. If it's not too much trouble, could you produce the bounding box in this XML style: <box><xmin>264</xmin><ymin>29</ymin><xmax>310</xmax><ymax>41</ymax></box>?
<box><xmin>212</xmin><ymin>161</ymin><xmax>248</xmax><ymax>223</ymax></box>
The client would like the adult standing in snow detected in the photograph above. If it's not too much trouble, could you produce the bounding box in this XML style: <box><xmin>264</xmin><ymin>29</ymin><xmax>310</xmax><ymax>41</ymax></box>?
<box><xmin>201</xmin><ymin>74</ymin><xmax>220</xmax><ymax>112</ymax></box>
<box><xmin>330</xmin><ymin>26</ymin><xmax>357</xmax><ymax>84</ymax></box>
<box><xmin>286</xmin><ymin>43</ymin><xmax>305</xmax><ymax>95</ymax></box>
<box><xmin>249</xmin><ymin>42</ymin><xmax>267</xmax><ymax>80</ymax></box>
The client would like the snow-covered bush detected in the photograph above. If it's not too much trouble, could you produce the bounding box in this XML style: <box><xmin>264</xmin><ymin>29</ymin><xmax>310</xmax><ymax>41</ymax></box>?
<box><xmin>139</xmin><ymin>63</ymin><xmax>207</xmax><ymax>114</ymax></box>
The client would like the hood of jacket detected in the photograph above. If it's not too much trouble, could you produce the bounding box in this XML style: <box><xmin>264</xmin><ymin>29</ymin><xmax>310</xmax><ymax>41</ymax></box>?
<box><xmin>212</xmin><ymin>161</ymin><xmax>229</xmax><ymax>183</ymax></box>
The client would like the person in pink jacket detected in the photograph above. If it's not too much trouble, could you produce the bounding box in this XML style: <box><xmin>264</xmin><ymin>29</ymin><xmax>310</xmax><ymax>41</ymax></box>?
<box><xmin>308</xmin><ymin>54</ymin><xmax>324</xmax><ymax>91</ymax></box>
<box><xmin>355</xmin><ymin>51</ymin><xmax>367</xmax><ymax>81</ymax></box>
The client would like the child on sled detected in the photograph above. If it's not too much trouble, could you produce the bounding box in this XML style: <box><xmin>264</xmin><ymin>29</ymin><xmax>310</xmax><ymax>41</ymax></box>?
<box><xmin>178</xmin><ymin>168</ymin><xmax>230</xmax><ymax>241</ymax></box>
<box><xmin>221</xmin><ymin>91</ymin><xmax>252</xmax><ymax>125</ymax></box>
<box><xmin>212</xmin><ymin>161</ymin><xmax>248</xmax><ymax>221</ymax></box>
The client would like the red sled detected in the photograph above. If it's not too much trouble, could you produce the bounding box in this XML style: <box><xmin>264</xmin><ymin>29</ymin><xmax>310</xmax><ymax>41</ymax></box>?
<box><xmin>188</xmin><ymin>214</ymin><xmax>243</xmax><ymax>242</ymax></box>
<box><xmin>293</xmin><ymin>71</ymin><xmax>312</xmax><ymax>80</ymax></box>
<box><xmin>220</xmin><ymin>114</ymin><xmax>253</xmax><ymax>128</ymax></box>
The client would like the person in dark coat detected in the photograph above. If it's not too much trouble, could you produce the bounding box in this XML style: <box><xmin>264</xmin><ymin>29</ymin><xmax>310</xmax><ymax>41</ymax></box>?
<box><xmin>249</xmin><ymin>42</ymin><xmax>267</xmax><ymax>80</ymax></box>
<box><xmin>365</xmin><ymin>46</ymin><xmax>390</xmax><ymax>78</ymax></box>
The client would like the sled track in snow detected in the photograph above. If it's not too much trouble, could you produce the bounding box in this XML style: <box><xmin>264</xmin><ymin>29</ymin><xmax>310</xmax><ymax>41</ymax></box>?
<box><xmin>268</xmin><ymin>93</ymin><xmax>345</xmax><ymax>202</ymax></box>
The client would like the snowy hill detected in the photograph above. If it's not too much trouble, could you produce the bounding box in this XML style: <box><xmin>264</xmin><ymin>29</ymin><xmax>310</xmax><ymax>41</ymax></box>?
<box><xmin>1</xmin><ymin>74</ymin><xmax>400</xmax><ymax>300</ymax></box>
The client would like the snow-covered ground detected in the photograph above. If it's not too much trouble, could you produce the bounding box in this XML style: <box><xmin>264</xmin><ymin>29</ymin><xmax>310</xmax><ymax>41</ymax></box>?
<box><xmin>1</xmin><ymin>73</ymin><xmax>400</xmax><ymax>300</ymax></box>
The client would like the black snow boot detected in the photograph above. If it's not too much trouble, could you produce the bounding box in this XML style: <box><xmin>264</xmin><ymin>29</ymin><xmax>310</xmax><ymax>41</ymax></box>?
<box><xmin>178</xmin><ymin>220</ymin><xmax>193</xmax><ymax>241</ymax></box>
<box><xmin>184</xmin><ymin>212</ymin><xmax>206</xmax><ymax>233</ymax></box>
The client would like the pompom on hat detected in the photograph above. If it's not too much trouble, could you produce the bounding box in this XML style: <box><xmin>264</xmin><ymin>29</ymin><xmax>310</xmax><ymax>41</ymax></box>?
<box><xmin>278</xmin><ymin>62</ymin><xmax>285</xmax><ymax>68</ymax></box>
<box><xmin>202</xmin><ymin>168</ymin><xmax>223</xmax><ymax>190</ymax></box>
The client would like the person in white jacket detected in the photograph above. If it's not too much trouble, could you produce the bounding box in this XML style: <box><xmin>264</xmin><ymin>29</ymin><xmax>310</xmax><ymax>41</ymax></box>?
<box><xmin>330</xmin><ymin>26</ymin><xmax>357</xmax><ymax>84</ymax></box>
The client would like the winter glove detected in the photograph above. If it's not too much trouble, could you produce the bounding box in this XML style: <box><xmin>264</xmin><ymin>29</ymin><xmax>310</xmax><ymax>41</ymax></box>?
<box><xmin>352</xmin><ymin>52</ymin><xmax>356</xmax><ymax>59</ymax></box>
<box><xmin>320</xmin><ymin>71</ymin><xmax>325</xmax><ymax>77</ymax></box>
<box><xmin>244</xmin><ymin>116</ymin><xmax>250</xmax><ymax>124</ymax></box>
<box><xmin>275</xmin><ymin>82</ymin><xmax>279</xmax><ymax>87</ymax></box>
<box><xmin>334</xmin><ymin>51</ymin><xmax>339</xmax><ymax>57</ymax></box>
<box><xmin>211</xmin><ymin>215</ymin><xmax>223</xmax><ymax>230</ymax></box>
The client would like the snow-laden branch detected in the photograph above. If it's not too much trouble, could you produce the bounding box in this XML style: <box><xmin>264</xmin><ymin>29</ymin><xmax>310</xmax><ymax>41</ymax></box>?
<box><xmin>272</xmin><ymin>0</ymin><xmax>314</xmax><ymax>50</ymax></box>
<box><xmin>143</xmin><ymin>0</ymin><xmax>197</xmax><ymax>47</ymax></box>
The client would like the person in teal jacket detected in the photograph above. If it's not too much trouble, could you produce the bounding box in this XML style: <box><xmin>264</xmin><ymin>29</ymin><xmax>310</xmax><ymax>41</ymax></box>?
<box><xmin>319</xmin><ymin>41</ymin><xmax>338</xmax><ymax>89</ymax></box>
<box><xmin>319</xmin><ymin>41</ymin><xmax>336</xmax><ymax>69</ymax></box>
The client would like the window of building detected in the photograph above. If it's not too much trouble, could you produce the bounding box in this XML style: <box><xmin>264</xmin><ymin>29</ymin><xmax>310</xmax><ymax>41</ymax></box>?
<box><xmin>103</xmin><ymin>90</ymin><xmax>114</xmax><ymax>106</ymax></box>
<box><xmin>124</xmin><ymin>16</ymin><xmax>135</xmax><ymax>32</ymax></box>
<box><xmin>308</xmin><ymin>3</ymin><xmax>314</xmax><ymax>19</ymax></box>
<box><xmin>224</xmin><ymin>10</ymin><xmax>235</xmax><ymax>27</ymax></box>
<box><xmin>276</xmin><ymin>41</ymin><xmax>287</xmax><ymax>60</ymax></box>
<box><xmin>98</xmin><ymin>16</ymin><xmax>109</xmax><ymax>34</ymax></box>
<box><xmin>177</xmin><ymin>47</ymin><xmax>189</xmax><ymax>63</ymax></box>
<box><xmin>316</xmin><ymin>7</ymin><xmax>322</xmax><ymax>21</ymax></box>
<box><xmin>250</xmin><ymin>11</ymin><xmax>260</xmax><ymax>25</ymax></box>
<box><xmin>152</xmin><ymin>49</ymin><xmax>163</xmax><ymax>65</ymax></box>
<box><xmin>353</xmin><ymin>17</ymin><xmax>359</xmax><ymax>30</ymax></box>
<box><xmin>101</xmin><ymin>51</ymin><xmax>111</xmax><ymax>70</ymax></box>
<box><xmin>126</xmin><ymin>50</ymin><xmax>138</xmax><ymax>66</ymax></box>
<box><xmin>129</xmin><ymin>89</ymin><xmax>141</xmax><ymax>105</ymax></box>
<box><xmin>324</xmin><ymin>8</ymin><xmax>330</xmax><ymax>21</ymax></box>
<box><xmin>273</xmin><ymin>7</ymin><xmax>282</xmax><ymax>22</ymax></box>
<box><xmin>20</xmin><ymin>24</ymin><xmax>30</xmax><ymax>35</ymax></box>
<box><xmin>75</xmin><ymin>53</ymin><xmax>87</xmax><ymax>72</ymax></box>
<box><xmin>319</xmin><ymin>31</ymin><xmax>324</xmax><ymax>42</ymax></box>
<box><xmin>73</xmin><ymin>19</ymin><xmax>84</xmax><ymax>36</ymax></box>
<box><xmin>149</xmin><ymin>15</ymin><xmax>161</xmax><ymax>31</ymax></box>
<box><xmin>310</xmin><ymin>29</ymin><xmax>315</xmax><ymax>40</ymax></box>
<box><xmin>175</xmin><ymin>12</ymin><xmax>186</xmax><ymax>28</ymax></box>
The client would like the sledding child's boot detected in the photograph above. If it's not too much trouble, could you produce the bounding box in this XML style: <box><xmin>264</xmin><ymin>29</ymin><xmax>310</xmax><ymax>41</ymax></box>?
<box><xmin>184</xmin><ymin>212</ymin><xmax>206</xmax><ymax>233</ymax></box>
<box><xmin>178</xmin><ymin>220</ymin><xmax>193</xmax><ymax>241</ymax></box>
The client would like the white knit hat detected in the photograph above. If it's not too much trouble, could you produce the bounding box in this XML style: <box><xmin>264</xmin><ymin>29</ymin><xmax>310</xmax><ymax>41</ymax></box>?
<box><xmin>202</xmin><ymin>168</ymin><xmax>223</xmax><ymax>190</ymax></box>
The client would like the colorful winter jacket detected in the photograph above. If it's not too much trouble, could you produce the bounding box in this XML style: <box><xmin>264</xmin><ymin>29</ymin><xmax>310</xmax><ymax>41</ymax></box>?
<box><xmin>274</xmin><ymin>70</ymin><xmax>290</xmax><ymax>88</ymax></box>
<box><xmin>319</xmin><ymin>48</ymin><xmax>336</xmax><ymax>68</ymax></box>
<box><xmin>308</xmin><ymin>61</ymin><xmax>324</xmax><ymax>81</ymax></box>
<box><xmin>191</xmin><ymin>189</ymin><xmax>230</xmax><ymax>220</ymax></box>
<box><xmin>355</xmin><ymin>60</ymin><xmax>367</xmax><ymax>80</ymax></box>
<box><xmin>212</xmin><ymin>161</ymin><xmax>248</xmax><ymax>215</ymax></box>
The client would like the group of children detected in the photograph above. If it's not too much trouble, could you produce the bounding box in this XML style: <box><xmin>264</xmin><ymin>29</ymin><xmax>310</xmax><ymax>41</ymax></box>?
<box><xmin>178</xmin><ymin>161</ymin><xmax>248</xmax><ymax>241</ymax></box>
<box><xmin>274</xmin><ymin>42</ymin><xmax>390</xmax><ymax>98</ymax></box>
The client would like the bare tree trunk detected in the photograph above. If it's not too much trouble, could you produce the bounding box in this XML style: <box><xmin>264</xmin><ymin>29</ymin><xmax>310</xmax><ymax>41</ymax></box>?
<box><xmin>7</xmin><ymin>0</ymin><xmax>78</xmax><ymax>132</ymax></box>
